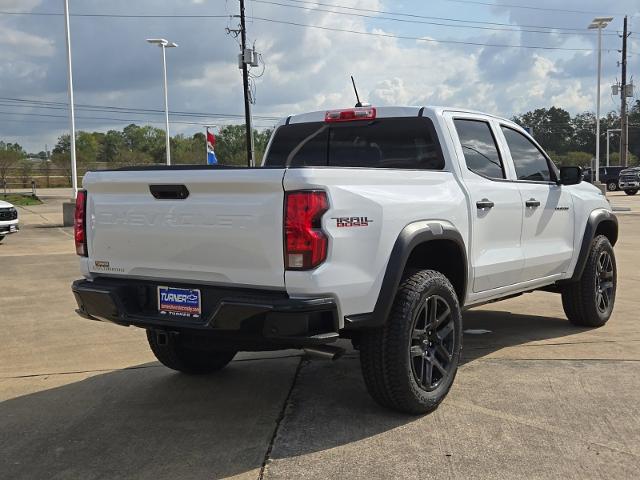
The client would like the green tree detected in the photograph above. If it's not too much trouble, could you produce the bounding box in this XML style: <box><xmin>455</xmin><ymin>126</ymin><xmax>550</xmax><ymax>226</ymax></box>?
<box><xmin>113</xmin><ymin>149</ymin><xmax>153</xmax><ymax>167</ymax></box>
<box><xmin>18</xmin><ymin>159</ymin><xmax>33</xmax><ymax>187</ymax></box>
<box><xmin>0</xmin><ymin>141</ymin><xmax>26</xmax><ymax>185</ymax></box>
<box><xmin>99</xmin><ymin>130</ymin><xmax>125</xmax><ymax>163</ymax></box>
<box><xmin>52</xmin><ymin>134</ymin><xmax>70</xmax><ymax>155</ymax></box>
<box><xmin>172</xmin><ymin>133</ymin><xmax>206</xmax><ymax>164</ymax></box>
<box><xmin>215</xmin><ymin>125</ymin><xmax>272</xmax><ymax>166</ymax></box>
<box><xmin>570</xmin><ymin>112</ymin><xmax>595</xmax><ymax>153</ymax></box>
<box><xmin>513</xmin><ymin>107</ymin><xmax>573</xmax><ymax>154</ymax></box>
<box><xmin>76</xmin><ymin>131</ymin><xmax>100</xmax><ymax>165</ymax></box>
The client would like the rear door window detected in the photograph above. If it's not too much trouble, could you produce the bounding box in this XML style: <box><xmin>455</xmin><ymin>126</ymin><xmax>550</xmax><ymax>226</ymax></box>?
<box><xmin>264</xmin><ymin>117</ymin><xmax>443</xmax><ymax>169</ymax></box>
<box><xmin>454</xmin><ymin>119</ymin><xmax>505</xmax><ymax>179</ymax></box>
<box><xmin>501</xmin><ymin>126</ymin><xmax>553</xmax><ymax>182</ymax></box>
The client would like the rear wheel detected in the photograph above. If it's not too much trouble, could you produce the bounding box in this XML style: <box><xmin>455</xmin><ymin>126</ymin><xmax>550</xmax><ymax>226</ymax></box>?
<box><xmin>147</xmin><ymin>330</ymin><xmax>236</xmax><ymax>374</ymax></box>
<box><xmin>561</xmin><ymin>235</ymin><xmax>616</xmax><ymax>327</ymax></box>
<box><xmin>359</xmin><ymin>270</ymin><xmax>462</xmax><ymax>414</ymax></box>
<box><xmin>607</xmin><ymin>182</ymin><xmax>618</xmax><ymax>192</ymax></box>
<box><xmin>625</xmin><ymin>189</ymin><xmax>638</xmax><ymax>195</ymax></box>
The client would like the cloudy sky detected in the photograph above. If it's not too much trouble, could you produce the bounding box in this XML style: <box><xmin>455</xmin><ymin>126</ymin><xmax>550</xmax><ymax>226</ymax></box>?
<box><xmin>1</xmin><ymin>0</ymin><xmax>639</xmax><ymax>152</ymax></box>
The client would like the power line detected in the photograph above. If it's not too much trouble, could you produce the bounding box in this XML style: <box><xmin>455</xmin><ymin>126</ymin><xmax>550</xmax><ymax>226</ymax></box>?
<box><xmin>0</xmin><ymin>110</ymin><xmax>276</xmax><ymax>128</ymax></box>
<box><xmin>0</xmin><ymin>8</ymin><xmax>623</xmax><ymax>51</ymax></box>
<box><xmin>0</xmin><ymin>97</ymin><xmax>281</xmax><ymax>120</ymax></box>
<box><xmin>2</xmin><ymin>3</ymin><xmax>624</xmax><ymax>36</ymax></box>
<box><xmin>0</xmin><ymin>11</ymin><xmax>231</xmax><ymax>18</ymax></box>
<box><xmin>1</xmin><ymin>4</ymin><xmax>625</xmax><ymax>35</ymax></box>
<box><xmin>249</xmin><ymin>16</ymin><xmax>613</xmax><ymax>52</ymax></box>
<box><xmin>439</xmin><ymin>0</ymin><xmax>628</xmax><ymax>16</ymax></box>
<box><xmin>257</xmin><ymin>0</ymin><xmax>620</xmax><ymax>36</ymax></box>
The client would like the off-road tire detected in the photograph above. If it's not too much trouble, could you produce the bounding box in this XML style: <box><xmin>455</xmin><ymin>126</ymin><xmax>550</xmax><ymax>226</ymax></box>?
<box><xmin>147</xmin><ymin>330</ymin><xmax>236</xmax><ymax>374</ymax></box>
<box><xmin>625</xmin><ymin>189</ymin><xmax>638</xmax><ymax>195</ymax></box>
<box><xmin>561</xmin><ymin>235</ymin><xmax>616</xmax><ymax>327</ymax></box>
<box><xmin>359</xmin><ymin>270</ymin><xmax>462</xmax><ymax>415</ymax></box>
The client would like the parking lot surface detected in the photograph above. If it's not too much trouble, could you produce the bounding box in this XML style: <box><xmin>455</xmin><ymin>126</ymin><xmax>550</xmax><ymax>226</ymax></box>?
<box><xmin>1</xmin><ymin>191</ymin><xmax>639</xmax><ymax>479</ymax></box>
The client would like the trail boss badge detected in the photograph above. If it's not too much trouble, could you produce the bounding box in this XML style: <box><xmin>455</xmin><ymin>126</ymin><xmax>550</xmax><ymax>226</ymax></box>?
<box><xmin>332</xmin><ymin>216</ymin><xmax>373</xmax><ymax>228</ymax></box>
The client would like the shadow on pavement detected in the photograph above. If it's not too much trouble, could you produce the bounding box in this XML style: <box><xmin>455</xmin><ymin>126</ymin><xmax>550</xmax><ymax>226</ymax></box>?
<box><xmin>460</xmin><ymin>308</ymin><xmax>588</xmax><ymax>365</ymax></box>
<box><xmin>0</xmin><ymin>309</ymin><xmax>585</xmax><ymax>479</ymax></box>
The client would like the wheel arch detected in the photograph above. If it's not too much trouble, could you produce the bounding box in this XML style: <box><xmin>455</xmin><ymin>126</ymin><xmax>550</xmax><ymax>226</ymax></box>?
<box><xmin>567</xmin><ymin>209</ymin><xmax>618</xmax><ymax>283</ymax></box>
<box><xmin>343</xmin><ymin>221</ymin><xmax>467</xmax><ymax>330</ymax></box>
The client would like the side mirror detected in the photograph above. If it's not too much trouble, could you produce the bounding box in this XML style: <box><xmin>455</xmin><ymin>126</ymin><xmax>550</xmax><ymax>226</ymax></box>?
<box><xmin>559</xmin><ymin>166</ymin><xmax>582</xmax><ymax>186</ymax></box>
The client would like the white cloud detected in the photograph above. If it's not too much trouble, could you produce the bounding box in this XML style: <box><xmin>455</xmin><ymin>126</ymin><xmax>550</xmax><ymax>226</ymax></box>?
<box><xmin>1</xmin><ymin>0</ymin><xmax>639</xmax><ymax>152</ymax></box>
<box><xmin>0</xmin><ymin>27</ymin><xmax>54</xmax><ymax>58</ymax></box>
<box><xmin>0</xmin><ymin>0</ymin><xmax>41</xmax><ymax>11</ymax></box>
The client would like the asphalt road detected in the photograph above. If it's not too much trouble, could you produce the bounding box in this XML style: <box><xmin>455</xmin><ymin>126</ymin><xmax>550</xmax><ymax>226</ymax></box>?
<box><xmin>1</xmin><ymin>192</ymin><xmax>639</xmax><ymax>479</ymax></box>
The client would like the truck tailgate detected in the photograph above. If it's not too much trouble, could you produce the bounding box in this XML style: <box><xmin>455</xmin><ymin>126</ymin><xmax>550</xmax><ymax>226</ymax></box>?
<box><xmin>83</xmin><ymin>168</ymin><xmax>286</xmax><ymax>289</ymax></box>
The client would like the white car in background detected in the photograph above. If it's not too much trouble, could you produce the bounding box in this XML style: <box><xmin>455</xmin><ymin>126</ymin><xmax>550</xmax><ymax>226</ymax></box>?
<box><xmin>0</xmin><ymin>200</ymin><xmax>19</xmax><ymax>241</ymax></box>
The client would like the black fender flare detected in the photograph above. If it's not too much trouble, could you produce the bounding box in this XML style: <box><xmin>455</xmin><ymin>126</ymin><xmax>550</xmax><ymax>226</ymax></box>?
<box><xmin>565</xmin><ymin>209</ymin><xmax>618</xmax><ymax>283</ymax></box>
<box><xmin>343</xmin><ymin>221</ymin><xmax>467</xmax><ymax>330</ymax></box>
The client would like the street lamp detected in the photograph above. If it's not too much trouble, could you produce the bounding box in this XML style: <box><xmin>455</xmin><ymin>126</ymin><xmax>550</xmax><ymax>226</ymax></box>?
<box><xmin>146</xmin><ymin>38</ymin><xmax>178</xmax><ymax>165</ymax></box>
<box><xmin>588</xmin><ymin>16</ymin><xmax>613</xmax><ymax>185</ymax></box>
<box><xmin>63</xmin><ymin>0</ymin><xmax>78</xmax><ymax>198</ymax></box>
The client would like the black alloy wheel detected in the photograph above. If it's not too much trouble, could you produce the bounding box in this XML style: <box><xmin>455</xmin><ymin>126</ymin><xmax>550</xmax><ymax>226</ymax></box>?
<box><xmin>409</xmin><ymin>295</ymin><xmax>455</xmax><ymax>391</ymax></box>
<box><xmin>595</xmin><ymin>250</ymin><xmax>614</xmax><ymax>316</ymax></box>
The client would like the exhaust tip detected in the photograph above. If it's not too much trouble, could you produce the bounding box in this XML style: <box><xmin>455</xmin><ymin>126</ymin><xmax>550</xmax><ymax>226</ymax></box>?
<box><xmin>303</xmin><ymin>345</ymin><xmax>345</xmax><ymax>361</ymax></box>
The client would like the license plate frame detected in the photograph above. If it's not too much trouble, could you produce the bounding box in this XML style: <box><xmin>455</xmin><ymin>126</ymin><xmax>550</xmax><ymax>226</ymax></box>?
<box><xmin>157</xmin><ymin>286</ymin><xmax>202</xmax><ymax>319</ymax></box>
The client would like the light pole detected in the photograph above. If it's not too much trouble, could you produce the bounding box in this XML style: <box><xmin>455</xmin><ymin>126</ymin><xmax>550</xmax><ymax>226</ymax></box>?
<box><xmin>63</xmin><ymin>0</ymin><xmax>78</xmax><ymax>197</ymax></box>
<box><xmin>588</xmin><ymin>17</ymin><xmax>613</xmax><ymax>185</ymax></box>
<box><xmin>606</xmin><ymin>128</ymin><xmax>621</xmax><ymax>166</ymax></box>
<box><xmin>146</xmin><ymin>38</ymin><xmax>177</xmax><ymax>165</ymax></box>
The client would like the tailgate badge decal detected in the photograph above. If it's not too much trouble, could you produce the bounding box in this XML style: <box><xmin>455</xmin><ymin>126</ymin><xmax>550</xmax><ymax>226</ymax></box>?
<box><xmin>93</xmin><ymin>260</ymin><xmax>125</xmax><ymax>273</ymax></box>
<box><xmin>332</xmin><ymin>216</ymin><xmax>373</xmax><ymax>228</ymax></box>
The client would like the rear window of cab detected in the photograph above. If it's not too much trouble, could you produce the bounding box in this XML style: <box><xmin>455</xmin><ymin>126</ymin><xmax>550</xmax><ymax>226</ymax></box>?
<box><xmin>264</xmin><ymin>117</ymin><xmax>444</xmax><ymax>170</ymax></box>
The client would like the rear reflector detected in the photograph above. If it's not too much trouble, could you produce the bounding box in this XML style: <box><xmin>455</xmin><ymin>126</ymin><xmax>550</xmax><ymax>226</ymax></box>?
<box><xmin>285</xmin><ymin>191</ymin><xmax>329</xmax><ymax>270</ymax></box>
<box><xmin>74</xmin><ymin>190</ymin><xmax>87</xmax><ymax>256</ymax></box>
<box><xmin>325</xmin><ymin>107</ymin><xmax>376</xmax><ymax>123</ymax></box>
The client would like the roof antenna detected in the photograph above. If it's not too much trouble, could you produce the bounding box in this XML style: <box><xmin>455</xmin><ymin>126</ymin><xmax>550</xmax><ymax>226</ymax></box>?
<box><xmin>351</xmin><ymin>75</ymin><xmax>363</xmax><ymax>107</ymax></box>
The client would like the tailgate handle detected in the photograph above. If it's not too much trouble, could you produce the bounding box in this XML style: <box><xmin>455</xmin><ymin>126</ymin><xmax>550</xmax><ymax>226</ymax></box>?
<box><xmin>149</xmin><ymin>184</ymin><xmax>189</xmax><ymax>200</ymax></box>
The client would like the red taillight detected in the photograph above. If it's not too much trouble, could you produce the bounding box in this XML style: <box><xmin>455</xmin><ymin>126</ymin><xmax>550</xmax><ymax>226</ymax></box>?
<box><xmin>285</xmin><ymin>191</ymin><xmax>329</xmax><ymax>270</ymax></box>
<box><xmin>74</xmin><ymin>190</ymin><xmax>87</xmax><ymax>256</ymax></box>
<box><xmin>325</xmin><ymin>107</ymin><xmax>376</xmax><ymax>123</ymax></box>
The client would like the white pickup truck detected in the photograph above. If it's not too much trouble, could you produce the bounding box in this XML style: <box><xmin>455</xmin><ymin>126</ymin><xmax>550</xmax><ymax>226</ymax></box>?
<box><xmin>0</xmin><ymin>199</ymin><xmax>19</xmax><ymax>241</ymax></box>
<box><xmin>72</xmin><ymin>106</ymin><xmax>618</xmax><ymax>414</ymax></box>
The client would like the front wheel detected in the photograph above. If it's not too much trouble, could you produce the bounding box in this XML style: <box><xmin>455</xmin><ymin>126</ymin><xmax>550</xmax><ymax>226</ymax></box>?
<box><xmin>625</xmin><ymin>189</ymin><xmax>638</xmax><ymax>195</ymax></box>
<box><xmin>147</xmin><ymin>330</ymin><xmax>236</xmax><ymax>374</ymax></box>
<box><xmin>359</xmin><ymin>270</ymin><xmax>462</xmax><ymax>414</ymax></box>
<box><xmin>561</xmin><ymin>235</ymin><xmax>616</xmax><ymax>327</ymax></box>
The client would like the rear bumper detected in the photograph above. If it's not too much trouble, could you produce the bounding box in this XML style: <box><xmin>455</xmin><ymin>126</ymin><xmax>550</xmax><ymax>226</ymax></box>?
<box><xmin>72</xmin><ymin>278</ymin><xmax>339</xmax><ymax>348</ymax></box>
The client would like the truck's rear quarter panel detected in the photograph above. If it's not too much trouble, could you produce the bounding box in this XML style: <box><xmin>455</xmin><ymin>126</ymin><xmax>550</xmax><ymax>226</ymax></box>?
<box><xmin>283</xmin><ymin>167</ymin><xmax>468</xmax><ymax>324</ymax></box>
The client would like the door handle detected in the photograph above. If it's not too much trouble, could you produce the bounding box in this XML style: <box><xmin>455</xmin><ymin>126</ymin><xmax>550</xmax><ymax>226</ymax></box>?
<box><xmin>476</xmin><ymin>199</ymin><xmax>494</xmax><ymax>209</ymax></box>
<box><xmin>149</xmin><ymin>184</ymin><xmax>190</xmax><ymax>200</ymax></box>
<box><xmin>525</xmin><ymin>198</ymin><xmax>541</xmax><ymax>208</ymax></box>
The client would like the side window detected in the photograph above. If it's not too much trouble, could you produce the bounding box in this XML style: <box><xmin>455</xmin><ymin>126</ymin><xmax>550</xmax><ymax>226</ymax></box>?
<box><xmin>501</xmin><ymin>127</ymin><xmax>552</xmax><ymax>182</ymax></box>
<box><xmin>454</xmin><ymin>119</ymin><xmax>504</xmax><ymax>179</ymax></box>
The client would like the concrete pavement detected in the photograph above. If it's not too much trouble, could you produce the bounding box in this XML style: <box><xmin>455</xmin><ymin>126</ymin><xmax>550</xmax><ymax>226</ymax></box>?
<box><xmin>1</xmin><ymin>194</ymin><xmax>639</xmax><ymax>479</ymax></box>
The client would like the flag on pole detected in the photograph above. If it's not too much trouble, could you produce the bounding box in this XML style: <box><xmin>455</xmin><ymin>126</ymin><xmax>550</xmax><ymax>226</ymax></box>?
<box><xmin>206</xmin><ymin>127</ymin><xmax>218</xmax><ymax>165</ymax></box>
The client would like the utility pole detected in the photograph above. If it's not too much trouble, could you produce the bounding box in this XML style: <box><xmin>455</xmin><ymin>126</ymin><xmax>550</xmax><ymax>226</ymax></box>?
<box><xmin>239</xmin><ymin>0</ymin><xmax>255</xmax><ymax>167</ymax></box>
<box><xmin>620</xmin><ymin>15</ymin><xmax>629</xmax><ymax>167</ymax></box>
